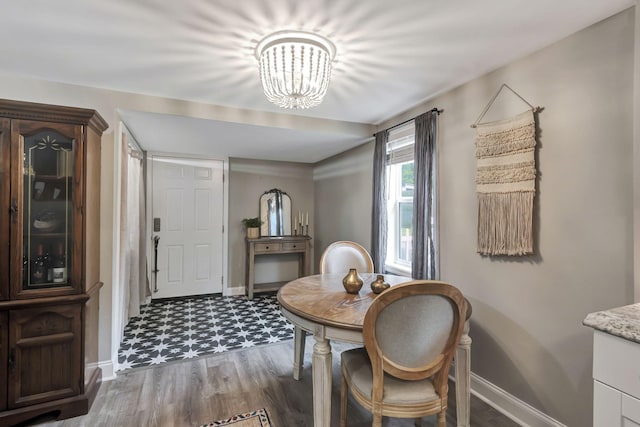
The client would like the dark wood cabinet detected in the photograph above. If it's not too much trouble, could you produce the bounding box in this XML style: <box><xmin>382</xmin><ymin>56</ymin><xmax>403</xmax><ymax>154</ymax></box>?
<box><xmin>9</xmin><ymin>304</ymin><xmax>82</xmax><ymax>409</ymax></box>
<box><xmin>0</xmin><ymin>312</ymin><xmax>7</xmax><ymax>413</ymax></box>
<box><xmin>0</xmin><ymin>99</ymin><xmax>107</xmax><ymax>425</ymax></box>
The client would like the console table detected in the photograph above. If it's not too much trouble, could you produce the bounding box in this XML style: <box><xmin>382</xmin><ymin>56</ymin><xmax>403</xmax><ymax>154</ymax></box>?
<box><xmin>245</xmin><ymin>236</ymin><xmax>311</xmax><ymax>299</ymax></box>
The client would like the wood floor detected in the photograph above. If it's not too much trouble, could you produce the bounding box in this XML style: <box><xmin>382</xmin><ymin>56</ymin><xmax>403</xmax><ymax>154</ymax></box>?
<box><xmin>25</xmin><ymin>340</ymin><xmax>520</xmax><ymax>427</ymax></box>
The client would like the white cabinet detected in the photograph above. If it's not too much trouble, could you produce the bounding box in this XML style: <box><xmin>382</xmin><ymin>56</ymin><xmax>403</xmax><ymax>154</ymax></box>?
<box><xmin>592</xmin><ymin>330</ymin><xmax>640</xmax><ymax>426</ymax></box>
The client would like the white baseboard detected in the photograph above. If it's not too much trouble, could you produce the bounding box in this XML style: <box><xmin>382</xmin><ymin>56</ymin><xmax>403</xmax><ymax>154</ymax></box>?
<box><xmin>99</xmin><ymin>360</ymin><xmax>116</xmax><ymax>382</ymax></box>
<box><xmin>224</xmin><ymin>286</ymin><xmax>246</xmax><ymax>296</ymax></box>
<box><xmin>466</xmin><ymin>372</ymin><xmax>566</xmax><ymax>427</ymax></box>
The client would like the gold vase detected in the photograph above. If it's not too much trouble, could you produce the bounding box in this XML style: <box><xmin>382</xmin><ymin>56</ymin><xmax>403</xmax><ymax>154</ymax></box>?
<box><xmin>370</xmin><ymin>274</ymin><xmax>390</xmax><ymax>294</ymax></box>
<box><xmin>342</xmin><ymin>268</ymin><xmax>364</xmax><ymax>294</ymax></box>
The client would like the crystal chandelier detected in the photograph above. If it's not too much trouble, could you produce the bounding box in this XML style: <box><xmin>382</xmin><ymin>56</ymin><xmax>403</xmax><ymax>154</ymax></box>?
<box><xmin>255</xmin><ymin>31</ymin><xmax>336</xmax><ymax>109</ymax></box>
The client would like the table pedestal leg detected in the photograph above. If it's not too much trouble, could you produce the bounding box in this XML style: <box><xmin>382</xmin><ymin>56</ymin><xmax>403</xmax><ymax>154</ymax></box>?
<box><xmin>293</xmin><ymin>326</ymin><xmax>306</xmax><ymax>380</ymax></box>
<box><xmin>455</xmin><ymin>321</ymin><xmax>472</xmax><ymax>427</ymax></box>
<box><xmin>312</xmin><ymin>329</ymin><xmax>332</xmax><ymax>427</ymax></box>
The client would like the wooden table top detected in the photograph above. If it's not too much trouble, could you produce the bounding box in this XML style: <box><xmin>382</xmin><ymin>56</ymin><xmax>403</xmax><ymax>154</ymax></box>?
<box><xmin>277</xmin><ymin>273</ymin><xmax>412</xmax><ymax>331</ymax></box>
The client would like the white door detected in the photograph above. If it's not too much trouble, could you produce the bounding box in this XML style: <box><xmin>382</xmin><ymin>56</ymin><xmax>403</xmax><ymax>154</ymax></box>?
<box><xmin>151</xmin><ymin>156</ymin><xmax>224</xmax><ymax>298</ymax></box>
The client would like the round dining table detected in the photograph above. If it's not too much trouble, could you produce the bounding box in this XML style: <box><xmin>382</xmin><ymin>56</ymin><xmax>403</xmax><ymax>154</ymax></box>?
<box><xmin>277</xmin><ymin>273</ymin><xmax>472</xmax><ymax>427</ymax></box>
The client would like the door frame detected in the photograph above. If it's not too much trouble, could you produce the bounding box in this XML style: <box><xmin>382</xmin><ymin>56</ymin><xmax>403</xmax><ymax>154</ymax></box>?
<box><xmin>145</xmin><ymin>151</ymin><xmax>229</xmax><ymax>299</ymax></box>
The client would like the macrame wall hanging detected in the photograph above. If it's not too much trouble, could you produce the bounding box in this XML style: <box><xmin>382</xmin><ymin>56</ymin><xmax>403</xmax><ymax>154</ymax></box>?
<box><xmin>471</xmin><ymin>84</ymin><xmax>540</xmax><ymax>256</ymax></box>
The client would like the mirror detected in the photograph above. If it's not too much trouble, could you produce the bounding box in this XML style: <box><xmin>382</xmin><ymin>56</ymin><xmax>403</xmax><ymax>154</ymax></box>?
<box><xmin>260</xmin><ymin>189</ymin><xmax>291</xmax><ymax>236</ymax></box>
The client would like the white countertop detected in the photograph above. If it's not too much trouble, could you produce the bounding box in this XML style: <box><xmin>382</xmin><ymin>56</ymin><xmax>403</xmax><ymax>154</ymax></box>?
<box><xmin>583</xmin><ymin>303</ymin><xmax>640</xmax><ymax>344</ymax></box>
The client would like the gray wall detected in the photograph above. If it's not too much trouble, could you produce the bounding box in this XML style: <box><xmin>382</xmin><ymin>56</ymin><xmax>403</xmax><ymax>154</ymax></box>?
<box><xmin>229</xmin><ymin>158</ymin><xmax>315</xmax><ymax>287</ymax></box>
<box><xmin>313</xmin><ymin>142</ymin><xmax>374</xmax><ymax>267</ymax></box>
<box><xmin>314</xmin><ymin>9</ymin><xmax>635</xmax><ymax>427</ymax></box>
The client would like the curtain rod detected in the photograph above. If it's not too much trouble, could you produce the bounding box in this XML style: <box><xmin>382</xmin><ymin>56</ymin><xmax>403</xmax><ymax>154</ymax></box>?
<box><xmin>374</xmin><ymin>107</ymin><xmax>443</xmax><ymax>136</ymax></box>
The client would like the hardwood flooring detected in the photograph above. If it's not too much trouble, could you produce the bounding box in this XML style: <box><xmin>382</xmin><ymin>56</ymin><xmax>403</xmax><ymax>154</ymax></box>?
<box><xmin>25</xmin><ymin>340</ymin><xmax>520</xmax><ymax>427</ymax></box>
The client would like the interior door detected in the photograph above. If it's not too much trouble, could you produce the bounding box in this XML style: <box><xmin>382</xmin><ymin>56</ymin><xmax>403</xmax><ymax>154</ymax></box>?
<box><xmin>151</xmin><ymin>156</ymin><xmax>224</xmax><ymax>298</ymax></box>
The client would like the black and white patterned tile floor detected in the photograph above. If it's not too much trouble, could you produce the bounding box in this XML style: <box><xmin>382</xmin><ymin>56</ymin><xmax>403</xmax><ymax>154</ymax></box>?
<box><xmin>117</xmin><ymin>293</ymin><xmax>294</xmax><ymax>371</ymax></box>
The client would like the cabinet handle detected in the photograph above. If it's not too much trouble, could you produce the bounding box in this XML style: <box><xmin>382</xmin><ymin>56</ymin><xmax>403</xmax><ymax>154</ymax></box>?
<box><xmin>8</xmin><ymin>348</ymin><xmax>14</xmax><ymax>372</ymax></box>
<box><xmin>10</xmin><ymin>199</ymin><xmax>17</xmax><ymax>219</ymax></box>
<box><xmin>265</xmin><ymin>246</ymin><xmax>269</xmax><ymax>249</ymax></box>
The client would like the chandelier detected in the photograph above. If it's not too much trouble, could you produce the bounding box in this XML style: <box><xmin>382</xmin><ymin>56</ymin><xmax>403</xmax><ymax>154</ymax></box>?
<box><xmin>255</xmin><ymin>31</ymin><xmax>336</xmax><ymax>109</ymax></box>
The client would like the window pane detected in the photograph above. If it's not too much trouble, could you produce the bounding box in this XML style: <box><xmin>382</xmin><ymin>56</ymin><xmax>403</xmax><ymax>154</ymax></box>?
<box><xmin>398</xmin><ymin>201</ymin><xmax>413</xmax><ymax>263</ymax></box>
<box><xmin>401</xmin><ymin>162</ymin><xmax>414</xmax><ymax>197</ymax></box>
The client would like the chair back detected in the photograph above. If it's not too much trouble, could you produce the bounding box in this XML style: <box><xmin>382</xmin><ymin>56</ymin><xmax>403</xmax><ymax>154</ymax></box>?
<box><xmin>363</xmin><ymin>280</ymin><xmax>466</xmax><ymax>385</ymax></box>
<box><xmin>319</xmin><ymin>241</ymin><xmax>374</xmax><ymax>274</ymax></box>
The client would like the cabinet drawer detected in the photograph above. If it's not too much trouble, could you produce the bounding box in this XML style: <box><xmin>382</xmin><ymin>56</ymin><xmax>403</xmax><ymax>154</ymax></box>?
<box><xmin>254</xmin><ymin>242</ymin><xmax>282</xmax><ymax>253</ymax></box>
<box><xmin>283</xmin><ymin>242</ymin><xmax>305</xmax><ymax>251</ymax></box>
<box><xmin>623</xmin><ymin>392</ymin><xmax>640</xmax><ymax>425</ymax></box>
<box><xmin>593</xmin><ymin>330</ymin><xmax>640</xmax><ymax>398</ymax></box>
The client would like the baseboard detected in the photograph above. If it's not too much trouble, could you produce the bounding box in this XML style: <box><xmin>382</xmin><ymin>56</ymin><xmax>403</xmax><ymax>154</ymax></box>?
<box><xmin>464</xmin><ymin>372</ymin><xmax>567</xmax><ymax>427</ymax></box>
<box><xmin>99</xmin><ymin>360</ymin><xmax>116</xmax><ymax>382</ymax></box>
<box><xmin>224</xmin><ymin>286</ymin><xmax>245</xmax><ymax>296</ymax></box>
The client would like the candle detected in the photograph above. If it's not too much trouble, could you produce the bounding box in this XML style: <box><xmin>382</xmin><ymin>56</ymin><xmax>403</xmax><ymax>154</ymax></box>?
<box><xmin>305</xmin><ymin>212</ymin><xmax>308</xmax><ymax>226</ymax></box>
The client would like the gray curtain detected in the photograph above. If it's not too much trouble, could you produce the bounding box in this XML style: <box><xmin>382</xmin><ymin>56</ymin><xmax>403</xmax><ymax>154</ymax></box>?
<box><xmin>412</xmin><ymin>110</ymin><xmax>438</xmax><ymax>279</ymax></box>
<box><xmin>371</xmin><ymin>130</ymin><xmax>388</xmax><ymax>272</ymax></box>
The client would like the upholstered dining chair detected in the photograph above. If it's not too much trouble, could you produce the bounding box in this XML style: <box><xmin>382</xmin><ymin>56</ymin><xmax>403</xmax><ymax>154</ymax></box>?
<box><xmin>292</xmin><ymin>241</ymin><xmax>374</xmax><ymax>380</ymax></box>
<box><xmin>339</xmin><ymin>280</ymin><xmax>467</xmax><ymax>427</ymax></box>
<box><xmin>319</xmin><ymin>240</ymin><xmax>374</xmax><ymax>274</ymax></box>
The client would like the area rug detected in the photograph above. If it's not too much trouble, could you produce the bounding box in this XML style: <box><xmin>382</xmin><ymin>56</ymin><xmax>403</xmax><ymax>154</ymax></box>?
<box><xmin>117</xmin><ymin>293</ymin><xmax>293</xmax><ymax>370</ymax></box>
<box><xmin>200</xmin><ymin>408</ymin><xmax>271</xmax><ymax>426</ymax></box>
<box><xmin>475</xmin><ymin>109</ymin><xmax>537</xmax><ymax>256</ymax></box>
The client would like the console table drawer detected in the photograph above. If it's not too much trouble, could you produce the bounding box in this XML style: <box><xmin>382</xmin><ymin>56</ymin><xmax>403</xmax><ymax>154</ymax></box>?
<box><xmin>255</xmin><ymin>242</ymin><xmax>282</xmax><ymax>253</ymax></box>
<box><xmin>283</xmin><ymin>242</ymin><xmax>305</xmax><ymax>251</ymax></box>
<box><xmin>246</xmin><ymin>236</ymin><xmax>312</xmax><ymax>299</ymax></box>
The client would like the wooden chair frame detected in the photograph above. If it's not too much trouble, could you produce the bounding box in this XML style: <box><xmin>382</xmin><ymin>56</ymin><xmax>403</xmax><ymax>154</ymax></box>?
<box><xmin>340</xmin><ymin>280</ymin><xmax>467</xmax><ymax>427</ymax></box>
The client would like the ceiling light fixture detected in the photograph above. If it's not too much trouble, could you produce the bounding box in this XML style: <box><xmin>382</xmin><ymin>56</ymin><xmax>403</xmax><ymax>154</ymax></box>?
<box><xmin>255</xmin><ymin>30</ymin><xmax>336</xmax><ymax>109</ymax></box>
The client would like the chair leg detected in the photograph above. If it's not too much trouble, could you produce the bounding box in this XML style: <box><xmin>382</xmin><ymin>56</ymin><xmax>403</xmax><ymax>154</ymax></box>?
<box><xmin>340</xmin><ymin>374</ymin><xmax>348</xmax><ymax>427</ymax></box>
<box><xmin>437</xmin><ymin>410</ymin><xmax>446</xmax><ymax>427</ymax></box>
<box><xmin>414</xmin><ymin>416</ymin><xmax>422</xmax><ymax>426</ymax></box>
<box><xmin>293</xmin><ymin>326</ymin><xmax>306</xmax><ymax>380</ymax></box>
<box><xmin>372</xmin><ymin>413</ymin><xmax>383</xmax><ymax>427</ymax></box>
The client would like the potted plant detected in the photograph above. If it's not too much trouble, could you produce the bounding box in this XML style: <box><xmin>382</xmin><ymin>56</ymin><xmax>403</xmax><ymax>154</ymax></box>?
<box><xmin>242</xmin><ymin>217</ymin><xmax>262</xmax><ymax>238</ymax></box>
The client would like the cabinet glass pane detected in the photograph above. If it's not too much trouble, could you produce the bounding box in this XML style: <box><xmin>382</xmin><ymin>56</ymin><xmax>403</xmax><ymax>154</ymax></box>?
<box><xmin>22</xmin><ymin>131</ymin><xmax>74</xmax><ymax>290</ymax></box>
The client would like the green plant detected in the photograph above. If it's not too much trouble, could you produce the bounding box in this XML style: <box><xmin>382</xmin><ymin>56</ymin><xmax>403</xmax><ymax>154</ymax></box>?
<box><xmin>242</xmin><ymin>217</ymin><xmax>262</xmax><ymax>228</ymax></box>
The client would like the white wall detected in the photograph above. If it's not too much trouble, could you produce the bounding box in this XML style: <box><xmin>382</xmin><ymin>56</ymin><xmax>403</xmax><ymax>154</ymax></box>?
<box><xmin>315</xmin><ymin>9</ymin><xmax>635</xmax><ymax>427</ymax></box>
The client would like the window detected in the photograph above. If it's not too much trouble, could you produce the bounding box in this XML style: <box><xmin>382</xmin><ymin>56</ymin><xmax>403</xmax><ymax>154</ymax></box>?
<box><xmin>385</xmin><ymin>123</ymin><xmax>415</xmax><ymax>274</ymax></box>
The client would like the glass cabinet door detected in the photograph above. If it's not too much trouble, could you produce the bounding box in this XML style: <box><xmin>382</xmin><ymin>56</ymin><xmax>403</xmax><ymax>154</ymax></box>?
<box><xmin>13</xmin><ymin>120</ymin><xmax>82</xmax><ymax>296</ymax></box>
<box><xmin>0</xmin><ymin>119</ymin><xmax>9</xmax><ymax>301</ymax></box>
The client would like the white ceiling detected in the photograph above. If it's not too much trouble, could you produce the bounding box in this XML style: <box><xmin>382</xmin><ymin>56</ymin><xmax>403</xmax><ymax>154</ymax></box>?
<box><xmin>0</xmin><ymin>0</ymin><xmax>633</xmax><ymax>162</ymax></box>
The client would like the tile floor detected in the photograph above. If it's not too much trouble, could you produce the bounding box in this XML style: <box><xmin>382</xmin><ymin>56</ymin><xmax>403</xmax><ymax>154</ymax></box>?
<box><xmin>117</xmin><ymin>293</ymin><xmax>293</xmax><ymax>370</ymax></box>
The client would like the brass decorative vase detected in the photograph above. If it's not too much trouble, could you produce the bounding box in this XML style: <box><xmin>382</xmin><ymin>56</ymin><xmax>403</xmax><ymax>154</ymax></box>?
<box><xmin>342</xmin><ymin>268</ymin><xmax>364</xmax><ymax>294</ymax></box>
<box><xmin>370</xmin><ymin>274</ymin><xmax>390</xmax><ymax>294</ymax></box>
